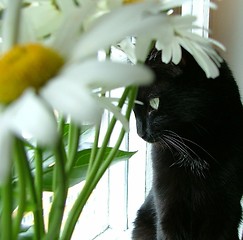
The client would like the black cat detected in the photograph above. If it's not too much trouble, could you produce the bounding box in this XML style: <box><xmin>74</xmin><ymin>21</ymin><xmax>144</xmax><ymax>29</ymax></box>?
<box><xmin>132</xmin><ymin>48</ymin><xmax>243</xmax><ymax>240</ymax></box>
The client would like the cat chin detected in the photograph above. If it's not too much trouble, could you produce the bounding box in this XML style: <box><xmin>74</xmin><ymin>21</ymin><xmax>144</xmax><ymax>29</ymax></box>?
<box><xmin>140</xmin><ymin>134</ymin><xmax>159</xmax><ymax>143</ymax></box>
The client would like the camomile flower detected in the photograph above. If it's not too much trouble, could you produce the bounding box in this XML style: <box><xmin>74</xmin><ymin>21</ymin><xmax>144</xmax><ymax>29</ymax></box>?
<box><xmin>68</xmin><ymin>0</ymin><xmax>222</xmax><ymax>78</ymax></box>
<box><xmin>154</xmin><ymin>15</ymin><xmax>225</xmax><ymax>78</ymax></box>
<box><xmin>109</xmin><ymin>0</ymin><xmax>225</xmax><ymax>78</ymax></box>
<box><xmin>0</xmin><ymin>0</ymin><xmax>155</xmax><ymax>183</ymax></box>
<box><xmin>21</xmin><ymin>1</ymin><xmax>61</xmax><ymax>41</ymax></box>
<box><xmin>115</xmin><ymin>0</ymin><xmax>223</xmax><ymax>78</ymax></box>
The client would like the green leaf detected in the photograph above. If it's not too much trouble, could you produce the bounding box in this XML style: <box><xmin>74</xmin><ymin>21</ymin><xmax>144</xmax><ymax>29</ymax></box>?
<box><xmin>0</xmin><ymin>192</ymin><xmax>2</xmax><ymax>215</ymax></box>
<box><xmin>18</xmin><ymin>225</ymin><xmax>34</xmax><ymax>240</ymax></box>
<box><xmin>42</xmin><ymin>148</ymin><xmax>136</xmax><ymax>191</ymax></box>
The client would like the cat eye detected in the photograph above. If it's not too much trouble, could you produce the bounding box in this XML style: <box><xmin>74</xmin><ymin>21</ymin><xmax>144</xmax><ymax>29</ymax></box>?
<box><xmin>149</xmin><ymin>97</ymin><xmax>160</xmax><ymax>110</ymax></box>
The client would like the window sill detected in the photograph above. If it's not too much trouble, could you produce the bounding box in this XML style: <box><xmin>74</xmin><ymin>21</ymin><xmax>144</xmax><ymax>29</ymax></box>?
<box><xmin>94</xmin><ymin>228</ymin><xmax>132</xmax><ymax>240</ymax></box>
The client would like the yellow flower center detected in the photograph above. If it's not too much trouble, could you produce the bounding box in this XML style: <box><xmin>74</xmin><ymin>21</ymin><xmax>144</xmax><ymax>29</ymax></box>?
<box><xmin>0</xmin><ymin>44</ymin><xmax>64</xmax><ymax>104</ymax></box>
<box><xmin>123</xmin><ymin>0</ymin><xmax>143</xmax><ymax>4</ymax></box>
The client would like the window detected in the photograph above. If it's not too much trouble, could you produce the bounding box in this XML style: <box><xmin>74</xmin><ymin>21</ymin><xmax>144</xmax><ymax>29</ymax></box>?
<box><xmin>182</xmin><ymin>0</ymin><xmax>210</xmax><ymax>36</ymax></box>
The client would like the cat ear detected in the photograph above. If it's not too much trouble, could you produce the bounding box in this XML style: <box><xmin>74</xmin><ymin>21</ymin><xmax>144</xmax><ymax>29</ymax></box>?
<box><xmin>179</xmin><ymin>48</ymin><xmax>188</xmax><ymax>66</ymax></box>
<box><xmin>147</xmin><ymin>47</ymin><xmax>160</xmax><ymax>61</ymax></box>
<box><xmin>146</xmin><ymin>47</ymin><xmax>182</xmax><ymax>67</ymax></box>
<box><xmin>179</xmin><ymin>47</ymin><xmax>200</xmax><ymax>68</ymax></box>
<box><xmin>146</xmin><ymin>47</ymin><xmax>194</xmax><ymax>67</ymax></box>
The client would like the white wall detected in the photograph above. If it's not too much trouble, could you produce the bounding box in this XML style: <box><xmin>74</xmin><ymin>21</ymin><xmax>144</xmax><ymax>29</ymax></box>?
<box><xmin>211</xmin><ymin>2</ymin><xmax>243</xmax><ymax>238</ymax></box>
<box><xmin>210</xmin><ymin>0</ymin><xmax>243</xmax><ymax>94</ymax></box>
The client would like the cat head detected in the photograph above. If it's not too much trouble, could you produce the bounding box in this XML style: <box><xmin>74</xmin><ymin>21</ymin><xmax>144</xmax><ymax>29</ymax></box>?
<box><xmin>133</xmin><ymin>48</ymin><xmax>238</xmax><ymax>143</ymax></box>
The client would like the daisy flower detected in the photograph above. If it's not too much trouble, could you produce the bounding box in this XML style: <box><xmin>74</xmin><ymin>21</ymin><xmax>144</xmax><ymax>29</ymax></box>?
<box><xmin>0</xmin><ymin>0</ymin><xmax>155</xmax><ymax>183</ymax></box>
<box><xmin>154</xmin><ymin>15</ymin><xmax>225</xmax><ymax>78</ymax></box>
<box><xmin>115</xmin><ymin>0</ymin><xmax>223</xmax><ymax>78</ymax></box>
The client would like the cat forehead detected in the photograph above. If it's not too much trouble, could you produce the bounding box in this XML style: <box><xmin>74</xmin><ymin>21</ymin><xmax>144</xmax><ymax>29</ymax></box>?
<box><xmin>150</xmin><ymin>62</ymin><xmax>184</xmax><ymax>79</ymax></box>
<box><xmin>146</xmin><ymin>48</ymin><xmax>197</xmax><ymax>79</ymax></box>
<box><xmin>137</xmin><ymin>83</ymin><xmax>163</xmax><ymax>101</ymax></box>
<box><xmin>138</xmin><ymin>71</ymin><xmax>172</xmax><ymax>93</ymax></box>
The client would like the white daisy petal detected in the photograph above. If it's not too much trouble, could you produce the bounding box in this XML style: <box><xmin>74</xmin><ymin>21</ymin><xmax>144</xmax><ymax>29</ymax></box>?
<box><xmin>177</xmin><ymin>37</ymin><xmax>193</xmax><ymax>55</ymax></box>
<box><xmin>98</xmin><ymin>96</ymin><xmax>129</xmax><ymax>131</ymax></box>
<box><xmin>71</xmin><ymin>2</ymin><xmax>158</xmax><ymax>61</ymax></box>
<box><xmin>137</xmin><ymin>15</ymin><xmax>172</xmax><ymax>44</ymax></box>
<box><xmin>135</xmin><ymin>37</ymin><xmax>153</xmax><ymax>63</ymax></box>
<box><xmin>202</xmin><ymin>47</ymin><xmax>223</xmax><ymax>67</ymax></box>
<box><xmin>171</xmin><ymin>15</ymin><xmax>196</xmax><ymax>29</ymax></box>
<box><xmin>155</xmin><ymin>40</ymin><xmax>165</xmax><ymax>51</ymax></box>
<box><xmin>0</xmin><ymin>120</ymin><xmax>13</xmax><ymax>183</ymax></box>
<box><xmin>41</xmin><ymin>80</ymin><xmax>103</xmax><ymax>125</ymax></box>
<box><xmin>95</xmin><ymin>61</ymin><xmax>154</xmax><ymax>91</ymax></box>
<box><xmin>41</xmin><ymin>58</ymin><xmax>153</xmax><ymax>126</ymax></box>
<box><xmin>161</xmin><ymin>45</ymin><xmax>172</xmax><ymax>64</ymax></box>
<box><xmin>195</xmin><ymin>49</ymin><xmax>219</xmax><ymax>78</ymax></box>
<box><xmin>175</xmin><ymin>37</ymin><xmax>217</xmax><ymax>77</ymax></box>
<box><xmin>117</xmin><ymin>38</ymin><xmax>137</xmax><ymax>64</ymax></box>
<box><xmin>22</xmin><ymin>2</ymin><xmax>60</xmax><ymax>40</ymax></box>
<box><xmin>171</xmin><ymin>37</ymin><xmax>182</xmax><ymax>64</ymax></box>
<box><xmin>51</xmin><ymin>0</ymin><xmax>99</xmax><ymax>58</ymax></box>
<box><xmin>9</xmin><ymin>90</ymin><xmax>58</xmax><ymax>147</ymax></box>
<box><xmin>207</xmin><ymin>37</ymin><xmax>226</xmax><ymax>51</ymax></box>
<box><xmin>56</xmin><ymin>0</ymin><xmax>76</xmax><ymax>13</ymax></box>
<box><xmin>61</xmin><ymin>59</ymin><xmax>154</xmax><ymax>91</ymax></box>
<box><xmin>2</xmin><ymin>0</ymin><xmax>22</xmax><ymax>52</ymax></box>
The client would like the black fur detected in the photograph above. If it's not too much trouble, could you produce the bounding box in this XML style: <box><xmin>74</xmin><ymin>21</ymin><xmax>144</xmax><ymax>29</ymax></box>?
<box><xmin>132</xmin><ymin>49</ymin><xmax>243</xmax><ymax>240</ymax></box>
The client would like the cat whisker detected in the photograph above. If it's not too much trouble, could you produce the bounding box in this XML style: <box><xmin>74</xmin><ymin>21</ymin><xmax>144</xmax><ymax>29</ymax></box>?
<box><xmin>164</xmin><ymin>134</ymin><xmax>202</xmax><ymax>161</ymax></box>
<box><xmin>163</xmin><ymin>130</ymin><xmax>216</xmax><ymax>163</ymax></box>
<box><xmin>157</xmin><ymin>136</ymin><xmax>175</xmax><ymax>157</ymax></box>
<box><xmin>161</xmin><ymin>132</ymin><xmax>210</xmax><ymax>177</ymax></box>
<box><xmin>162</xmin><ymin>136</ymin><xmax>192</xmax><ymax>160</ymax></box>
<box><xmin>162</xmin><ymin>136</ymin><xmax>197</xmax><ymax>169</ymax></box>
<box><xmin>162</xmin><ymin>132</ymin><xmax>198</xmax><ymax>159</ymax></box>
<box><xmin>179</xmin><ymin>137</ymin><xmax>217</xmax><ymax>163</ymax></box>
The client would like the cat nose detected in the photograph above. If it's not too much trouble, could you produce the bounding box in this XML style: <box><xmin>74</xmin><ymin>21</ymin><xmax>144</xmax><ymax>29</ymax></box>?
<box><xmin>137</xmin><ymin>128</ymin><xmax>146</xmax><ymax>139</ymax></box>
<box><xmin>137</xmin><ymin>126</ymin><xmax>151</xmax><ymax>141</ymax></box>
<box><xmin>138</xmin><ymin>131</ymin><xmax>146</xmax><ymax>139</ymax></box>
<box><xmin>135</xmin><ymin>120</ymin><xmax>146</xmax><ymax>138</ymax></box>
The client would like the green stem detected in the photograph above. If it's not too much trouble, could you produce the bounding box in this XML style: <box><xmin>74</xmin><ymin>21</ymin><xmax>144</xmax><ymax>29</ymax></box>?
<box><xmin>89</xmin><ymin>87</ymin><xmax>130</xmax><ymax>172</ymax></box>
<box><xmin>1</xmin><ymin>176</ymin><xmax>12</xmax><ymax>240</ymax></box>
<box><xmin>87</xmin><ymin>92</ymin><xmax>106</xmax><ymax>172</ymax></box>
<box><xmin>52</xmin><ymin>116</ymin><xmax>66</xmax><ymax>191</ymax></box>
<box><xmin>16</xmin><ymin>140</ymin><xmax>42</xmax><ymax>240</ymax></box>
<box><xmin>34</xmin><ymin>147</ymin><xmax>45</xmax><ymax>237</ymax></box>
<box><xmin>66</xmin><ymin>121</ymin><xmax>80</xmax><ymax>174</ymax></box>
<box><xmin>87</xmin><ymin>122</ymin><xmax>101</xmax><ymax>174</ymax></box>
<box><xmin>52</xmin><ymin>141</ymin><xmax>66</xmax><ymax>192</ymax></box>
<box><xmin>45</xmin><ymin>139</ymin><xmax>68</xmax><ymax>240</ymax></box>
<box><xmin>95</xmin><ymin>86</ymin><xmax>137</xmax><ymax>184</ymax></box>
<box><xmin>60</xmin><ymin>86</ymin><xmax>136</xmax><ymax>240</ymax></box>
<box><xmin>57</xmin><ymin>116</ymin><xmax>65</xmax><ymax>135</ymax></box>
<box><xmin>13</xmin><ymin>138</ymin><xmax>27</xmax><ymax>240</ymax></box>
